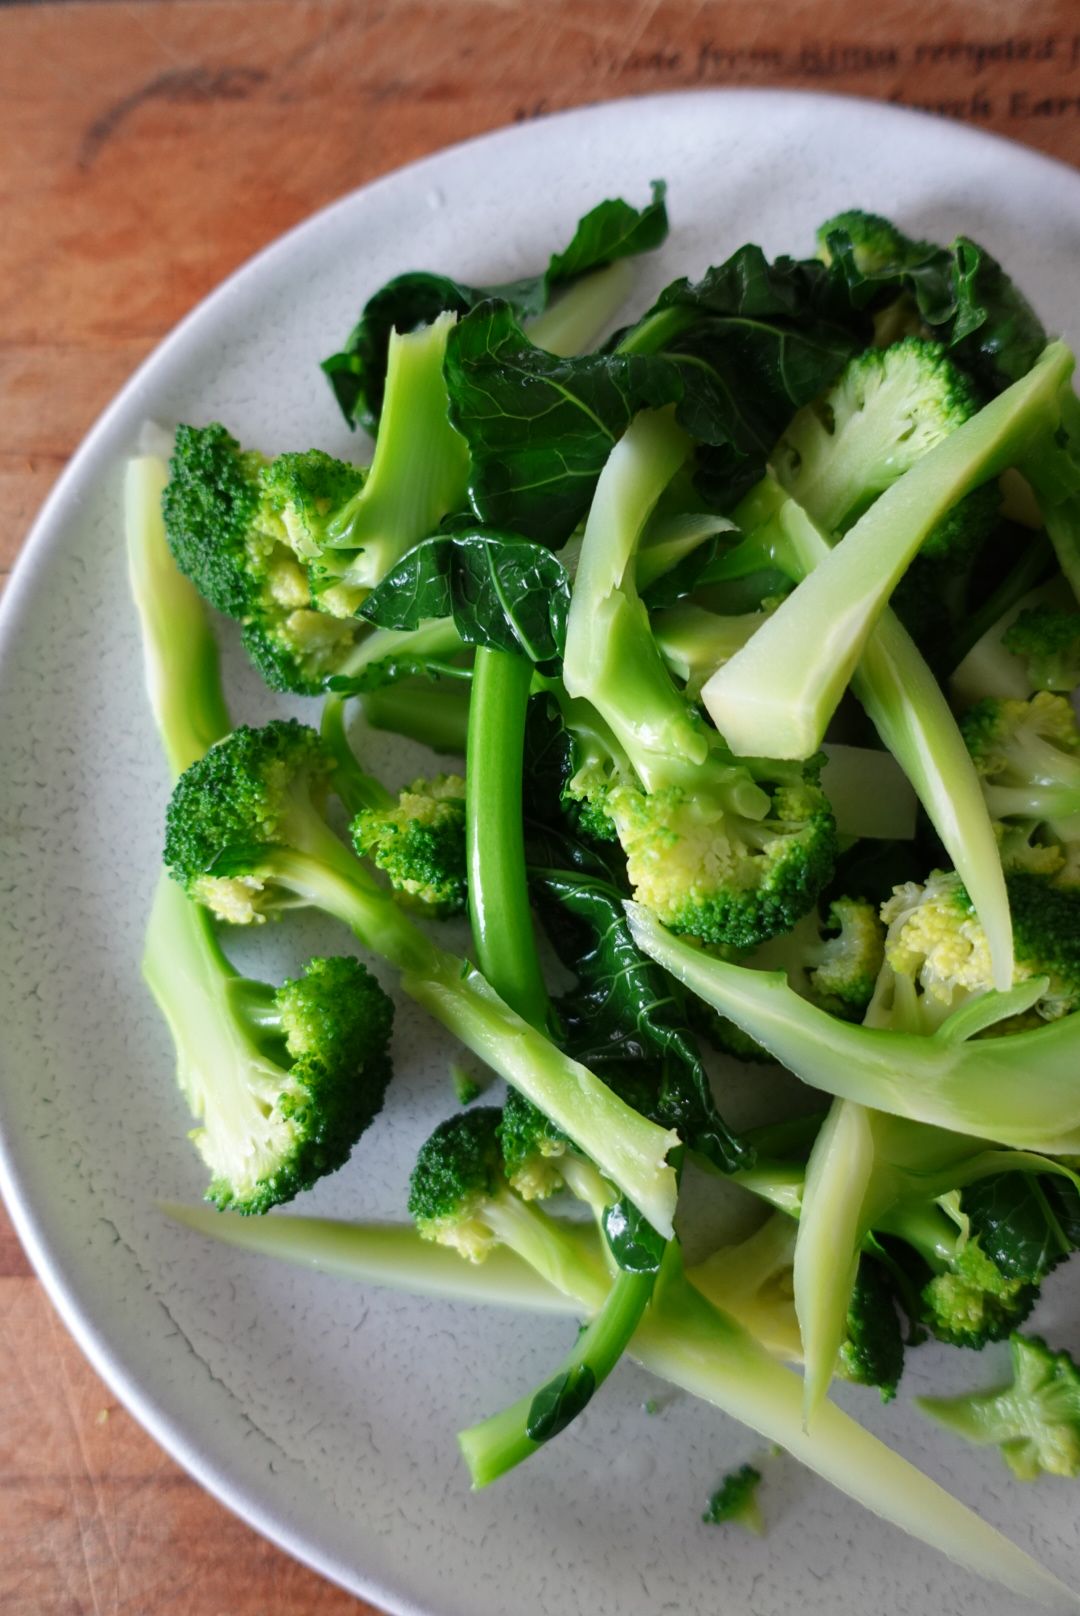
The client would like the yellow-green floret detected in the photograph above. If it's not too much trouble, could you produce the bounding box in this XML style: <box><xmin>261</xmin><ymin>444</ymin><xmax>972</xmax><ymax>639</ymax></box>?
<box><xmin>583</xmin><ymin>762</ymin><xmax>837</xmax><ymax>952</ymax></box>
<box><xmin>962</xmin><ymin>692</ymin><xmax>1080</xmax><ymax>885</ymax></box>
<box><xmin>751</xmin><ymin>895</ymin><xmax>885</xmax><ymax>1021</ymax></box>
<box><xmin>1001</xmin><ymin>605</ymin><xmax>1080</xmax><ymax>693</ymax></box>
<box><xmin>498</xmin><ymin>1090</ymin><xmax>570</xmax><ymax>1202</ymax></box>
<box><xmin>162</xmin><ymin>424</ymin><xmax>363</xmax><ymax>692</ymax></box>
<box><xmin>351</xmin><ymin>774</ymin><xmax>467</xmax><ymax>915</ymax></box>
<box><xmin>864</xmin><ymin>866</ymin><xmax>1080</xmax><ymax>1033</ymax></box>
<box><xmin>921</xmin><ymin>1243</ymin><xmax>1037</xmax><ymax>1350</ymax></box>
<box><xmin>164</xmin><ymin>719</ymin><xmax>337</xmax><ymax>924</ymax></box>
<box><xmin>408</xmin><ymin>1108</ymin><xmax>507</xmax><ymax>1262</ymax></box>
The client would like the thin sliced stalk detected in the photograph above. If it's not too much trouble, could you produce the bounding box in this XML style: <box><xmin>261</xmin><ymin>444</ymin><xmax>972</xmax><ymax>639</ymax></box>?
<box><xmin>458</xmin><ymin>1267</ymin><xmax>656</xmax><ymax>1487</ymax></box>
<box><xmin>404</xmin><ymin>949</ymin><xmax>680</xmax><ymax>1239</ymax></box>
<box><xmin>625</xmin><ymin>902</ymin><xmax>1080</xmax><ymax>1157</ymax></box>
<box><xmin>325</xmin><ymin>313</ymin><xmax>470</xmax><ymax>586</ymax></box>
<box><xmin>126</xmin><ymin>456</ymin><xmax>230</xmax><ymax>777</ymax></box>
<box><xmin>161</xmin><ymin>1201</ymin><xmax>587</xmax><ymax>1314</ymax></box>
<box><xmin>720</xmin><ymin>491</ymin><xmax>1012</xmax><ymax>989</ymax></box>
<box><xmin>794</xmin><ymin>1098</ymin><xmax>874</xmax><ymax>1427</ymax></box>
<box><xmin>634</xmin><ymin>1272</ymin><xmax>1079</xmax><ymax>1611</ymax></box>
<box><xmin>702</xmin><ymin>342</ymin><xmax>1075</xmax><ymax>760</ymax></box>
<box><xmin>466</xmin><ymin>648</ymin><xmax>549</xmax><ymax>1027</ymax></box>
<box><xmin>525</xmin><ymin>261</ymin><xmax>634</xmax><ymax>356</ymax></box>
<box><xmin>320</xmin><ymin>694</ymin><xmax>391</xmax><ymax>815</ymax></box>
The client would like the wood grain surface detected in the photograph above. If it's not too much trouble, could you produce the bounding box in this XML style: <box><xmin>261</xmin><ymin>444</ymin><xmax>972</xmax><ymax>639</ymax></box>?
<box><xmin>3</xmin><ymin>1</ymin><xmax>1080</xmax><ymax>1611</ymax></box>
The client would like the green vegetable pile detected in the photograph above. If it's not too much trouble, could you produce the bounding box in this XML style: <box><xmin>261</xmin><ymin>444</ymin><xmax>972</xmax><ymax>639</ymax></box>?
<box><xmin>129</xmin><ymin>189</ymin><xmax>1080</xmax><ymax>1607</ymax></box>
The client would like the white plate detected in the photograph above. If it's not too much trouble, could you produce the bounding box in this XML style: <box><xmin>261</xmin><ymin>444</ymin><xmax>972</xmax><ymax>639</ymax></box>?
<box><xmin>3</xmin><ymin>90</ymin><xmax>1080</xmax><ymax>1616</ymax></box>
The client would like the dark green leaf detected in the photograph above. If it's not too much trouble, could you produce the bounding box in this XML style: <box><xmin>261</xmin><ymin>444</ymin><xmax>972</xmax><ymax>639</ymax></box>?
<box><xmin>821</xmin><ymin>220</ymin><xmax>1046</xmax><ymax>395</ymax></box>
<box><xmin>445</xmin><ymin>302</ymin><xmax>680</xmax><ymax>545</ymax></box>
<box><xmin>962</xmin><ymin>1175</ymin><xmax>1073</xmax><ymax>1284</ymax></box>
<box><xmin>950</xmin><ymin>237</ymin><xmax>1047</xmax><ymax>391</ymax></box>
<box><xmin>602</xmin><ymin>1197</ymin><xmax>666</xmax><ymax>1273</ymax></box>
<box><xmin>360</xmin><ymin>531</ymin><xmax>571</xmax><ymax>667</ymax></box>
<box><xmin>323</xmin><ymin>183</ymin><xmax>668</xmax><ymax>431</ymax></box>
<box><xmin>618</xmin><ymin>246</ymin><xmax>866</xmax><ymax>505</ymax></box>
<box><xmin>526</xmin><ymin>1363</ymin><xmax>597</xmax><ymax>1442</ymax></box>
<box><xmin>525</xmin><ymin>821</ymin><xmax>752</xmax><ymax>1174</ymax></box>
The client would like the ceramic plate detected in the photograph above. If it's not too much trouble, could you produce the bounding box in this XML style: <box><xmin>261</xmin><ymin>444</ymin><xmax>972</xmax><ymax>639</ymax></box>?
<box><xmin>3</xmin><ymin>90</ymin><xmax>1080</xmax><ymax>1616</ymax></box>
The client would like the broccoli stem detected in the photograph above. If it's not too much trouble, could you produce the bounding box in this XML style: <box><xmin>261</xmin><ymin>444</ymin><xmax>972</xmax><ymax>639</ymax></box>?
<box><xmin>626</xmin><ymin>901</ymin><xmax>1080</xmax><ymax>1158</ymax></box>
<box><xmin>126</xmin><ymin>455</ymin><xmax>230</xmax><ymax>777</ymax></box>
<box><xmin>325</xmin><ymin>312</ymin><xmax>470</xmax><ymax>586</ymax></box>
<box><xmin>458</xmin><ymin>1266</ymin><xmax>657</xmax><ymax>1487</ymax></box>
<box><xmin>161</xmin><ymin>1200</ymin><xmax>593</xmax><ymax>1314</ymax></box>
<box><xmin>632</xmin><ymin>1269</ymin><xmax>1078</xmax><ymax>1609</ymax></box>
<box><xmin>525</xmin><ymin>260</ymin><xmax>634</xmax><ymax>357</ymax></box>
<box><xmin>245</xmin><ymin>847</ymin><xmax>679</xmax><ymax>1233</ymax></box>
<box><xmin>701</xmin><ymin>341</ymin><xmax>1075</xmax><ymax>761</ymax></box>
<box><xmin>466</xmin><ymin>648</ymin><xmax>549</xmax><ymax>1027</ymax></box>
<box><xmin>320</xmin><ymin>694</ymin><xmax>392</xmax><ymax>816</ymax></box>
<box><xmin>161</xmin><ymin>1199</ymin><xmax>1080</xmax><ymax>1599</ymax></box>
<box><xmin>362</xmin><ymin>682</ymin><xmax>471</xmax><ymax>753</ymax></box>
<box><xmin>404</xmin><ymin>951</ymin><xmax>680</xmax><ymax>1239</ymax></box>
<box><xmin>726</xmin><ymin>486</ymin><xmax>1013</xmax><ymax>989</ymax></box>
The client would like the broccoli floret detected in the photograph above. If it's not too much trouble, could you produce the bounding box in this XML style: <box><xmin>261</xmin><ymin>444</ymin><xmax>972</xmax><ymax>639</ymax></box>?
<box><xmin>772</xmin><ymin>339</ymin><xmax>982</xmax><ymax>537</ymax></box>
<box><xmin>581</xmin><ymin>760</ymin><xmax>837</xmax><ymax>951</ymax></box>
<box><xmin>751</xmin><ymin>896</ymin><xmax>885</xmax><ymax>1022</ymax></box>
<box><xmin>162</xmin><ymin>425</ymin><xmax>362</xmax><ymax>693</ymax></box>
<box><xmin>164</xmin><ymin>718</ymin><xmax>341</xmax><ymax>924</ymax></box>
<box><xmin>497</xmin><ymin>1089</ymin><xmax>612</xmax><ymax>1213</ymax></box>
<box><xmin>408</xmin><ymin>1108</ymin><xmax>508</xmax><ymax>1261</ymax></box>
<box><xmin>144</xmin><ymin>875</ymin><xmax>393</xmax><ymax>1213</ymax></box>
<box><xmin>702</xmin><ymin>1463</ymin><xmax>764</xmax><ymax>1533</ymax></box>
<box><xmin>838</xmin><ymin>1256</ymin><xmax>904</xmax><ymax>1400</ymax></box>
<box><xmin>702</xmin><ymin>342</ymin><xmax>1072</xmax><ymax>769</ymax></box>
<box><xmin>919</xmin><ymin>1237</ymin><xmax>1037</xmax><ymax>1349</ymax></box>
<box><xmin>816</xmin><ymin>210</ymin><xmax>930</xmax><ymax>276</ymax></box>
<box><xmin>918</xmin><ymin>1334</ymin><xmax>1080</xmax><ymax>1479</ymax></box>
<box><xmin>865</xmin><ymin>867</ymin><xmax>1080</xmax><ymax>1033</ymax></box>
<box><xmin>561</xmin><ymin>411</ymin><xmax>837</xmax><ymax>949</ymax></box>
<box><xmin>1002</xmin><ymin>605</ymin><xmax>1080</xmax><ymax>693</ymax></box>
<box><xmin>164</xmin><ymin>722</ymin><xmax>681</xmax><ymax>1236</ymax></box>
<box><xmin>962</xmin><ymin>692</ymin><xmax>1080</xmax><ymax>884</ymax></box>
<box><xmin>260</xmin><ymin>448</ymin><xmax>369</xmax><ymax>617</ymax></box>
<box><xmin>352</xmin><ymin>774</ymin><xmax>467</xmax><ymax>915</ymax></box>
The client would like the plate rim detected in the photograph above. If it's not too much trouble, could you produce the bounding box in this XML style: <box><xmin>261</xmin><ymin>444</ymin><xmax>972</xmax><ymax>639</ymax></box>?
<box><xmin>4</xmin><ymin>85</ymin><xmax>1080</xmax><ymax>1615</ymax></box>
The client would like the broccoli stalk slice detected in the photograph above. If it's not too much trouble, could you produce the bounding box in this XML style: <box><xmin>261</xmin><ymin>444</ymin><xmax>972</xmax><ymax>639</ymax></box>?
<box><xmin>689</xmin><ymin>1212</ymin><xmax>803</xmax><ymax>1364</ymax></box>
<box><xmin>319</xmin><ymin>313</ymin><xmax>469</xmax><ymax>590</ymax></box>
<box><xmin>652</xmin><ymin>600</ymin><xmax>773</xmax><ymax>699</ymax></box>
<box><xmin>458</xmin><ymin>1264</ymin><xmax>657</xmax><ymax>1487</ymax></box>
<box><xmin>363</xmin><ymin>682</ymin><xmax>471</xmax><ymax>753</ymax></box>
<box><xmin>126</xmin><ymin>456</ymin><xmax>231</xmax><ymax>778</ymax></box>
<box><xmin>563</xmin><ymin>407</ymin><xmax>713</xmax><ymax>794</ymax></box>
<box><xmin>633</xmin><ymin>1263</ymin><xmax>1077</xmax><ymax>1609</ymax></box>
<box><xmin>524</xmin><ymin>260</ymin><xmax>635</xmax><ymax>357</ymax></box>
<box><xmin>466</xmin><ymin>648</ymin><xmax>549</xmax><ymax>1027</ymax></box>
<box><xmin>717</xmin><ymin>481</ymin><xmax>1013</xmax><ymax>989</ymax></box>
<box><xmin>162</xmin><ymin>1199</ymin><xmax>591</xmax><ymax>1313</ymax></box>
<box><xmin>917</xmin><ymin>1335</ymin><xmax>1080</xmax><ymax>1480</ymax></box>
<box><xmin>950</xmin><ymin>580</ymin><xmax>1071</xmax><ymax>708</ymax></box>
<box><xmin>795</xmin><ymin>1098</ymin><xmax>876</xmax><ymax>1425</ymax></box>
<box><xmin>403</xmin><ymin>951</ymin><xmax>679</xmax><ymax>1239</ymax></box>
<box><xmin>701</xmin><ymin>341</ymin><xmax>1075</xmax><ymax>760</ymax></box>
<box><xmin>626</xmin><ymin>901</ymin><xmax>1080</xmax><ymax>1156</ymax></box>
<box><xmin>818</xmin><ymin>744</ymin><xmax>918</xmax><ymax>842</ymax></box>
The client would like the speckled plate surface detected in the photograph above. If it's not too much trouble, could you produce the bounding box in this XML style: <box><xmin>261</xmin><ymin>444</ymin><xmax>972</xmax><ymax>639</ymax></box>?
<box><xmin>3</xmin><ymin>90</ymin><xmax>1080</xmax><ymax>1616</ymax></box>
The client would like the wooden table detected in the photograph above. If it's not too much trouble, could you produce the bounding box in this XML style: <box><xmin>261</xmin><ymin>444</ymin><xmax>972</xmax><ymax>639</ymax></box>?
<box><xmin>3</xmin><ymin>2</ymin><xmax>1080</xmax><ymax>1610</ymax></box>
